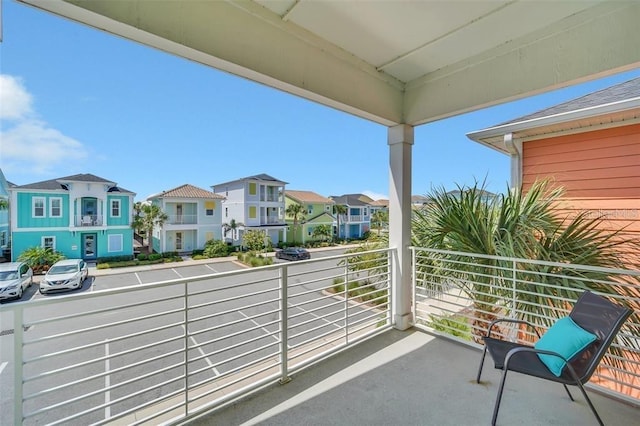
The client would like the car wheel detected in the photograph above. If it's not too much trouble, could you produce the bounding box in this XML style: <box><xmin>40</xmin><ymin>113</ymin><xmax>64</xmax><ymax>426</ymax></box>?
<box><xmin>28</xmin><ymin>277</ymin><xmax>33</xmax><ymax>287</ymax></box>
<box><xmin>17</xmin><ymin>286</ymin><xmax>23</xmax><ymax>300</ymax></box>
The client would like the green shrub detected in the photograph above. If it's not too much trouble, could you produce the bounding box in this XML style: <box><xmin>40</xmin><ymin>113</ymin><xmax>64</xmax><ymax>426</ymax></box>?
<box><xmin>137</xmin><ymin>253</ymin><xmax>148</xmax><ymax>261</ymax></box>
<box><xmin>148</xmin><ymin>253</ymin><xmax>162</xmax><ymax>261</ymax></box>
<box><xmin>203</xmin><ymin>240</ymin><xmax>232</xmax><ymax>258</ymax></box>
<box><xmin>162</xmin><ymin>251</ymin><xmax>179</xmax><ymax>258</ymax></box>
<box><xmin>18</xmin><ymin>246</ymin><xmax>65</xmax><ymax>273</ymax></box>
<box><xmin>429</xmin><ymin>315</ymin><xmax>472</xmax><ymax>340</ymax></box>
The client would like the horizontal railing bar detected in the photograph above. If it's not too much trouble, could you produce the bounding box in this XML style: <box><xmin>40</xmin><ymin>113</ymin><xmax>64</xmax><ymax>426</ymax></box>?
<box><xmin>189</xmin><ymin>352</ymin><xmax>280</xmax><ymax>389</ymax></box>
<box><xmin>189</xmin><ymin>286</ymin><xmax>278</xmax><ymax>310</ymax></box>
<box><xmin>189</xmin><ymin>318</ymin><xmax>280</xmax><ymax>347</ymax></box>
<box><xmin>190</xmin><ymin>328</ymin><xmax>280</xmax><ymax>363</ymax></box>
<box><xmin>189</xmin><ymin>301</ymin><xmax>279</xmax><ymax>327</ymax></box>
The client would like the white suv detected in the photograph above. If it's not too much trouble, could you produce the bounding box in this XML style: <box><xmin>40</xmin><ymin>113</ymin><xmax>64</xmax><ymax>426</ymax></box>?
<box><xmin>39</xmin><ymin>259</ymin><xmax>89</xmax><ymax>294</ymax></box>
<box><xmin>0</xmin><ymin>262</ymin><xmax>33</xmax><ymax>301</ymax></box>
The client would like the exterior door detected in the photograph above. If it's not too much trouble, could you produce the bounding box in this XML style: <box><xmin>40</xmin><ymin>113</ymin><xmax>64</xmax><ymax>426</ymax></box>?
<box><xmin>175</xmin><ymin>232</ymin><xmax>182</xmax><ymax>251</ymax></box>
<box><xmin>83</xmin><ymin>234</ymin><xmax>97</xmax><ymax>260</ymax></box>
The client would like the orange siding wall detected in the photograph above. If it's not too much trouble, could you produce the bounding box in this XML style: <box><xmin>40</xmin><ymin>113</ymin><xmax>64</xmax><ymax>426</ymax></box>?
<box><xmin>522</xmin><ymin>124</ymin><xmax>640</xmax><ymax>247</ymax></box>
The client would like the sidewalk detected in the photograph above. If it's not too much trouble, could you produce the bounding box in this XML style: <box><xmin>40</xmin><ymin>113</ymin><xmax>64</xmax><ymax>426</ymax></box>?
<box><xmin>88</xmin><ymin>244</ymin><xmax>360</xmax><ymax>277</ymax></box>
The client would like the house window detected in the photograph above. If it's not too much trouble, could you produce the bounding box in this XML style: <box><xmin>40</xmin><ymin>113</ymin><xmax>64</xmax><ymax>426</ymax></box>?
<box><xmin>205</xmin><ymin>201</ymin><xmax>215</xmax><ymax>216</ymax></box>
<box><xmin>111</xmin><ymin>200</ymin><xmax>121</xmax><ymax>217</ymax></box>
<box><xmin>249</xmin><ymin>182</ymin><xmax>257</xmax><ymax>196</ymax></box>
<box><xmin>42</xmin><ymin>236</ymin><xmax>55</xmax><ymax>250</ymax></box>
<box><xmin>50</xmin><ymin>198</ymin><xmax>62</xmax><ymax>217</ymax></box>
<box><xmin>225</xmin><ymin>207</ymin><xmax>228</xmax><ymax>218</ymax></box>
<box><xmin>325</xmin><ymin>205</ymin><xmax>331</xmax><ymax>212</ymax></box>
<box><xmin>0</xmin><ymin>231</ymin><xmax>6</xmax><ymax>247</ymax></box>
<box><xmin>108</xmin><ymin>234</ymin><xmax>123</xmax><ymax>252</ymax></box>
<box><xmin>308</xmin><ymin>226</ymin><xmax>314</xmax><ymax>237</ymax></box>
<box><xmin>249</xmin><ymin>205</ymin><xmax>257</xmax><ymax>219</ymax></box>
<box><xmin>33</xmin><ymin>197</ymin><xmax>45</xmax><ymax>217</ymax></box>
<box><xmin>307</xmin><ymin>205</ymin><xmax>313</xmax><ymax>214</ymax></box>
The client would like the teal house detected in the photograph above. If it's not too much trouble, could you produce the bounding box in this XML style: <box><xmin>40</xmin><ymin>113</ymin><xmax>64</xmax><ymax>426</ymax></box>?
<box><xmin>9</xmin><ymin>174</ymin><xmax>136</xmax><ymax>261</ymax></box>
<box><xmin>0</xmin><ymin>169</ymin><xmax>11</xmax><ymax>259</ymax></box>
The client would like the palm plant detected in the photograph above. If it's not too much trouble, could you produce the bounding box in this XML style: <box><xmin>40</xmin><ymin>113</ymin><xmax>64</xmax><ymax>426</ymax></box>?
<box><xmin>334</xmin><ymin>204</ymin><xmax>347</xmax><ymax>242</ymax></box>
<box><xmin>413</xmin><ymin>179</ymin><xmax>640</xmax><ymax>348</ymax></box>
<box><xmin>312</xmin><ymin>224</ymin><xmax>333</xmax><ymax>243</ymax></box>
<box><xmin>371</xmin><ymin>210</ymin><xmax>388</xmax><ymax>236</ymax></box>
<box><xmin>285</xmin><ymin>203</ymin><xmax>306</xmax><ymax>244</ymax></box>
<box><xmin>131</xmin><ymin>203</ymin><xmax>168</xmax><ymax>254</ymax></box>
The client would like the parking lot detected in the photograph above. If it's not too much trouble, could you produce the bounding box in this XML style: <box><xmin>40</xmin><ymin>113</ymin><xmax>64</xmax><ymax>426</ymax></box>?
<box><xmin>1</xmin><ymin>247</ymin><xmax>388</xmax><ymax>425</ymax></box>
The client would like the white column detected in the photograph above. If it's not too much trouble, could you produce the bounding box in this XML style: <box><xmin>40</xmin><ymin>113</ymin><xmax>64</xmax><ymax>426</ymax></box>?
<box><xmin>388</xmin><ymin>124</ymin><xmax>414</xmax><ymax>330</ymax></box>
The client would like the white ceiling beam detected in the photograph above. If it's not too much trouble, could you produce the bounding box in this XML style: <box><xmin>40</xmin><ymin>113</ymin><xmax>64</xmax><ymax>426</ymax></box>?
<box><xmin>404</xmin><ymin>2</ymin><xmax>640</xmax><ymax>125</ymax></box>
<box><xmin>24</xmin><ymin>0</ymin><xmax>405</xmax><ymax>125</ymax></box>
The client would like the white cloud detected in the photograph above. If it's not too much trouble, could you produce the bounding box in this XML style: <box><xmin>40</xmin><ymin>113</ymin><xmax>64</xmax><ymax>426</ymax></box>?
<box><xmin>363</xmin><ymin>190</ymin><xmax>388</xmax><ymax>201</ymax></box>
<box><xmin>0</xmin><ymin>74</ymin><xmax>89</xmax><ymax>176</ymax></box>
<box><xmin>0</xmin><ymin>75</ymin><xmax>33</xmax><ymax>120</ymax></box>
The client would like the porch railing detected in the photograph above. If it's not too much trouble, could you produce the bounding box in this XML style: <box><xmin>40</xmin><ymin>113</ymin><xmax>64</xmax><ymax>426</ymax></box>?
<box><xmin>166</xmin><ymin>214</ymin><xmax>198</xmax><ymax>225</ymax></box>
<box><xmin>3</xmin><ymin>248</ymin><xmax>393</xmax><ymax>425</ymax></box>
<box><xmin>410</xmin><ymin>246</ymin><xmax>640</xmax><ymax>405</ymax></box>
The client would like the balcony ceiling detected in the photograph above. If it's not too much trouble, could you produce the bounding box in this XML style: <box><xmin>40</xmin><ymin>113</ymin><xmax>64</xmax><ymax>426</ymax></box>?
<box><xmin>21</xmin><ymin>0</ymin><xmax>640</xmax><ymax>126</ymax></box>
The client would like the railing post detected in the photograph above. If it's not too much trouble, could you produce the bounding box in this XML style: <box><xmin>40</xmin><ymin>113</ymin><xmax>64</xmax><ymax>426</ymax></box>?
<box><xmin>343</xmin><ymin>257</ymin><xmax>350</xmax><ymax>344</ymax></box>
<box><xmin>279</xmin><ymin>265</ymin><xmax>291</xmax><ymax>384</ymax></box>
<box><xmin>183</xmin><ymin>281</ymin><xmax>189</xmax><ymax>417</ymax></box>
<box><xmin>410</xmin><ymin>247</ymin><xmax>415</xmax><ymax>320</ymax></box>
<box><xmin>14</xmin><ymin>305</ymin><xmax>24</xmax><ymax>425</ymax></box>
<box><xmin>510</xmin><ymin>259</ymin><xmax>517</xmax><ymax>342</ymax></box>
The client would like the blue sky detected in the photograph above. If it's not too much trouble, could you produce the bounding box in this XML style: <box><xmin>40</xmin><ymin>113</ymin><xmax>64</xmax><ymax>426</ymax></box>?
<box><xmin>2</xmin><ymin>1</ymin><xmax>640</xmax><ymax>202</ymax></box>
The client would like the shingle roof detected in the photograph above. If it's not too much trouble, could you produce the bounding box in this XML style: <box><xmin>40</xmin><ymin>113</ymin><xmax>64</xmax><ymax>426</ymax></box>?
<box><xmin>497</xmin><ymin>77</ymin><xmax>640</xmax><ymax>126</ymax></box>
<box><xmin>13</xmin><ymin>173</ymin><xmax>134</xmax><ymax>193</ymax></box>
<box><xmin>286</xmin><ymin>190</ymin><xmax>334</xmax><ymax>204</ymax></box>
<box><xmin>329</xmin><ymin>193</ymin><xmax>374</xmax><ymax>206</ymax></box>
<box><xmin>212</xmin><ymin>173</ymin><xmax>288</xmax><ymax>187</ymax></box>
<box><xmin>370</xmin><ymin>199</ymin><xmax>388</xmax><ymax>207</ymax></box>
<box><xmin>150</xmin><ymin>184</ymin><xmax>224</xmax><ymax>199</ymax></box>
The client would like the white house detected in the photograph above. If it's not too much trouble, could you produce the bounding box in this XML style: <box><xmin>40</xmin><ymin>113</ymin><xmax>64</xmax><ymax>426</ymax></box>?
<box><xmin>147</xmin><ymin>184</ymin><xmax>225</xmax><ymax>253</ymax></box>
<box><xmin>212</xmin><ymin>174</ymin><xmax>288</xmax><ymax>246</ymax></box>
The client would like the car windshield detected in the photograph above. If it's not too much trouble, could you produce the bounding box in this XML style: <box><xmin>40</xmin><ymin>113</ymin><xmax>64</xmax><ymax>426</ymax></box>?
<box><xmin>49</xmin><ymin>265</ymin><xmax>79</xmax><ymax>274</ymax></box>
<box><xmin>0</xmin><ymin>271</ymin><xmax>18</xmax><ymax>280</ymax></box>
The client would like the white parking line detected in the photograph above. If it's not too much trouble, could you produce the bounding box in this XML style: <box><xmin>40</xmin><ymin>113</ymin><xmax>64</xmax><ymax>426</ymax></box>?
<box><xmin>183</xmin><ymin>326</ymin><xmax>220</xmax><ymax>376</ymax></box>
<box><xmin>238</xmin><ymin>311</ymin><xmax>280</xmax><ymax>344</ymax></box>
<box><xmin>134</xmin><ymin>272</ymin><xmax>143</xmax><ymax>285</ymax></box>
<box><xmin>204</xmin><ymin>264</ymin><xmax>218</xmax><ymax>273</ymax></box>
<box><xmin>104</xmin><ymin>340</ymin><xmax>111</xmax><ymax>419</ymax></box>
<box><xmin>172</xmin><ymin>269</ymin><xmax>183</xmax><ymax>278</ymax></box>
<box><xmin>288</xmin><ymin>302</ymin><xmax>342</xmax><ymax>329</ymax></box>
<box><xmin>0</xmin><ymin>362</ymin><xmax>7</xmax><ymax>375</ymax></box>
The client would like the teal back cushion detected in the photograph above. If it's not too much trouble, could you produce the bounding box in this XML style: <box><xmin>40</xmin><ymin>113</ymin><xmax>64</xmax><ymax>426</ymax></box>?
<box><xmin>534</xmin><ymin>316</ymin><xmax>598</xmax><ymax>377</ymax></box>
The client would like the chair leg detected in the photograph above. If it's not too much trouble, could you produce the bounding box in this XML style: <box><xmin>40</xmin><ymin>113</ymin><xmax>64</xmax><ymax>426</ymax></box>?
<box><xmin>562</xmin><ymin>384</ymin><xmax>574</xmax><ymax>401</ymax></box>
<box><xmin>477</xmin><ymin>346</ymin><xmax>488</xmax><ymax>383</ymax></box>
<box><xmin>574</xmin><ymin>382</ymin><xmax>604</xmax><ymax>426</ymax></box>
<box><xmin>491</xmin><ymin>368</ymin><xmax>509</xmax><ymax>426</ymax></box>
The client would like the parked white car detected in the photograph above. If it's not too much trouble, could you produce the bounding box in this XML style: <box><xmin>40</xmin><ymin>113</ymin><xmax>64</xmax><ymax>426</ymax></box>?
<box><xmin>0</xmin><ymin>262</ymin><xmax>33</xmax><ymax>301</ymax></box>
<box><xmin>39</xmin><ymin>259</ymin><xmax>89</xmax><ymax>294</ymax></box>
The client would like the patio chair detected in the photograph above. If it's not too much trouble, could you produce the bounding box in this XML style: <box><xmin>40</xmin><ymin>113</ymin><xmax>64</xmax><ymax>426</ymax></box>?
<box><xmin>476</xmin><ymin>290</ymin><xmax>632</xmax><ymax>426</ymax></box>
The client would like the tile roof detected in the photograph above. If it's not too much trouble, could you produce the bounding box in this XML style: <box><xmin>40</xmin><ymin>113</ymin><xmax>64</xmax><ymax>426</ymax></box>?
<box><xmin>212</xmin><ymin>173</ymin><xmax>288</xmax><ymax>187</ymax></box>
<box><xmin>370</xmin><ymin>199</ymin><xmax>388</xmax><ymax>207</ymax></box>
<box><xmin>286</xmin><ymin>190</ymin><xmax>334</xmax><ymax>204</ymax></box>
<box><xmin>151</xmin><ymin>184</ymin><xmax>224</xmax><ymax>199</ymax></box>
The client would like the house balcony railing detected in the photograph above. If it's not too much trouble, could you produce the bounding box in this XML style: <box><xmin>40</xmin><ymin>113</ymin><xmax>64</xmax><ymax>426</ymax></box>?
<box><xmin>260</xmin><ymin>216</ymin><xmax>284</xmax><ymax>225</ymax></box>
<box><xmin>74</xmin><ymin>214</ymin><xmax>103</xmax><ymax>227</ymax></box>
<box><xmin>338</xmin><ymin>214</ymin><xmax>367</xmax><ymax>222</ymax></box>
<box><xmin>167</xmin><ymin>214</ymin><xmax>198</xmax><ymax>225</ymax></box>
<box><xmin>3</xmin><ymin>247</ymin><xmax>638</xmax><ymax>425</ymax></box>
<box><xmin>4</xmin><ymin>248</ymin><xmax>393</xmax><ymax>425</ymax></box>
<box><xmin>410</xmin><ymin>246</ymin><xmax>640</xmax><ymax>404</ymax></box>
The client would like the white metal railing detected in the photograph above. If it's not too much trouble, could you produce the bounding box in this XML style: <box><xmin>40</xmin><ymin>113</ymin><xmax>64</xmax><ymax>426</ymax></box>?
<box><xmin>167</xmin><ymin>214</ymin><xmax>198</xmax><ymax>225</ymax></box>
<box><xmin>75</xmin><ymin>214</ymin><xmax>104</xmax><ymax>227</ymax></box>
<box><xmin>2</xmin><ymin>249</ymin><xmax>393</xmax><ymax>425</ymax></box>
<box><xmin>260</xmin><ymin>216</ymin><xmax>283</xmax><ymax>225</ymax></box>
<box><xmin>410</xmin><ymin>246</ymin><xmax>640</xmax><ymax>405</ymax></box>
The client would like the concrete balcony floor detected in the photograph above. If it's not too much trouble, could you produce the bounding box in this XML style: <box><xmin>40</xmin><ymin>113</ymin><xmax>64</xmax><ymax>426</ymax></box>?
<box><xmin>190</xmin><ymin>329</ymin><xmax>639</xmax><ymax>426</ymax></box>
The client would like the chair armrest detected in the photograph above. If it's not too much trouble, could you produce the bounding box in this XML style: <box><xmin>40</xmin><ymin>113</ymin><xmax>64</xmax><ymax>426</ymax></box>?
<box><xmin>503</xmin><ymin>346</ymin><xmax>580</xmax><ymax>379</ymax></box>
<box><xmin>486</xmin><ymin>318</ymin><xmax>541</xmax><ymax>339</ymax></box>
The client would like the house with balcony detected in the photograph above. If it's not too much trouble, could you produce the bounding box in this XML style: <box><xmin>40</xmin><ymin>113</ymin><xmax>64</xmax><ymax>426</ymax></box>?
<box><xmin>212</xmin><ymin>174</ymin><xmax>288</xmax><ymax>246</ymax></box>
<box><xmin>0</xmin><ymin>169</ymin><xmax>12</xmax><ymax>261</ymax></box>
<box><xmin>8</xmin><ymin>173</ymin><xmax>135</xmax><ymax>261</ymax></box>
<box><xmin>147</xmin><ymin>184</ymin><xmax>225</xmax><ymax>254</ymax></box>
<box><xmin>284</xmin><ymin>190</ymin><xmax>335</xmax><ymax>245</ymax></box>
<box><xmin>329</xmin><ymin>193</ymin><xmax>373</xmax><ymax>239</ymax></box>
<box><xmin>467</xmin><ymin>76</ymin><xmax>640</xmax><ymax>256</ymax></box>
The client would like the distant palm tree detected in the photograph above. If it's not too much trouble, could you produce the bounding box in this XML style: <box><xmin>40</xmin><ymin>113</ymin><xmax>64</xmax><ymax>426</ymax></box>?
<box><xmin>371</xmin><ymin>210</ymin><xmax>388</xmax><ymax>236</ymax></box>
<box><xmin>413</xmin><ymin>179</ymin><xmax>639</xmax><ymax>344</ymax></box>
<box><xmin>0</xmin><ymin>199</ymin><xmax>8</xmax><ymax>210</ymax></box>
<box><xmin>334</xmin><ymin>204</ymin><xmax>347</xmax><ymax>241</ymax></box>
<box><xmin>312</xmin><ymin>224</ymin><xmax>332</xmax><ymax>242</ymax></box>
<box><xmin>131</xmin><ymin>203</ymin><xmax>168</xmax><ymax>254</ymax></box>
<box><xmin>222</xmin><ymin>219</ymin><xmax>243</xmax><ymax>242</ymax></box>
<box><xmin>286</xmin><ymin>203</ymin><xmax>306</xmax><ymax>243</ymax></box>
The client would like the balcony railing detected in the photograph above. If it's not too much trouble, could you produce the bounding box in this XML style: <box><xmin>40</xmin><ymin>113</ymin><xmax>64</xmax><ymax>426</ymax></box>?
<box><xmin>410</xmin><ymin>247</ymin><xmax>640</xmax><ymax>404</ymax></box>
<box><xmin>260</xmin><ymin>216</ymin><xmax>283</xmax><ymax>225</ymax></box>
<box><xmin>75</xmin><ymin>214</ymin><xmax>103</xmax><ymax>227</ymax></box>
<box><xmin>3</xmin><ymin>249</ymin><xmax>393</xmax><ymax>425</ymax></box>
<box><xmin>167</xmin><ymin>214</ymin><xmax>198</xmax><ymax>225</ymax></box>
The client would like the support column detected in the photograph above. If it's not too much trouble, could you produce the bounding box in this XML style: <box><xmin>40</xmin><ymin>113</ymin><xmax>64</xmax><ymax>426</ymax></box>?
<box><xmin>388</xmin><ymin>124</ymin><xmax>414</xmax><ymax>330</ymax></box>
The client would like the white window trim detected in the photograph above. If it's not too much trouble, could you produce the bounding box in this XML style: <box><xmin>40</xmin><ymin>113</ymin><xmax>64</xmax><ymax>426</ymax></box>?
<box><xmin>50</xmin><ymin>197</ymin><xmax>63</xmax><ymax>218</ymax></box>
<box><xmin>33</xmin><ymin>197</ymin><xmax>46</xmax><ymax>217</ymax></box>
<box><xmin>111</xmin><ymin>199</ymin><xmax>121</xmax><ymax>218</ymax></box>
<box><xmin>42</xmin><ymin>236</ymin><xmax>56</xmax><ymax>250</ymax></box>
<box><xmin>108</xmin><ymin>234</ymin><xmax>123</xmax><ymax>252</ymax></box>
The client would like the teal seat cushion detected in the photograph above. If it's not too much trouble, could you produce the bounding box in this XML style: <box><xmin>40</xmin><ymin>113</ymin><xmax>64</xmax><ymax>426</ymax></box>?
<box><xmin>534</xmin><ymin>316</ymin><xmax>598</xmax><ymax>377</ymax></box>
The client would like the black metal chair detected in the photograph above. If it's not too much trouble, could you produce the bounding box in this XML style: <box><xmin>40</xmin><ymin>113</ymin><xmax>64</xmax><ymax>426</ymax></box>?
<box><xmin>476</xmin><ymin>291</ymin><xmax>633</xmax><ymax>426</ymax></box>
